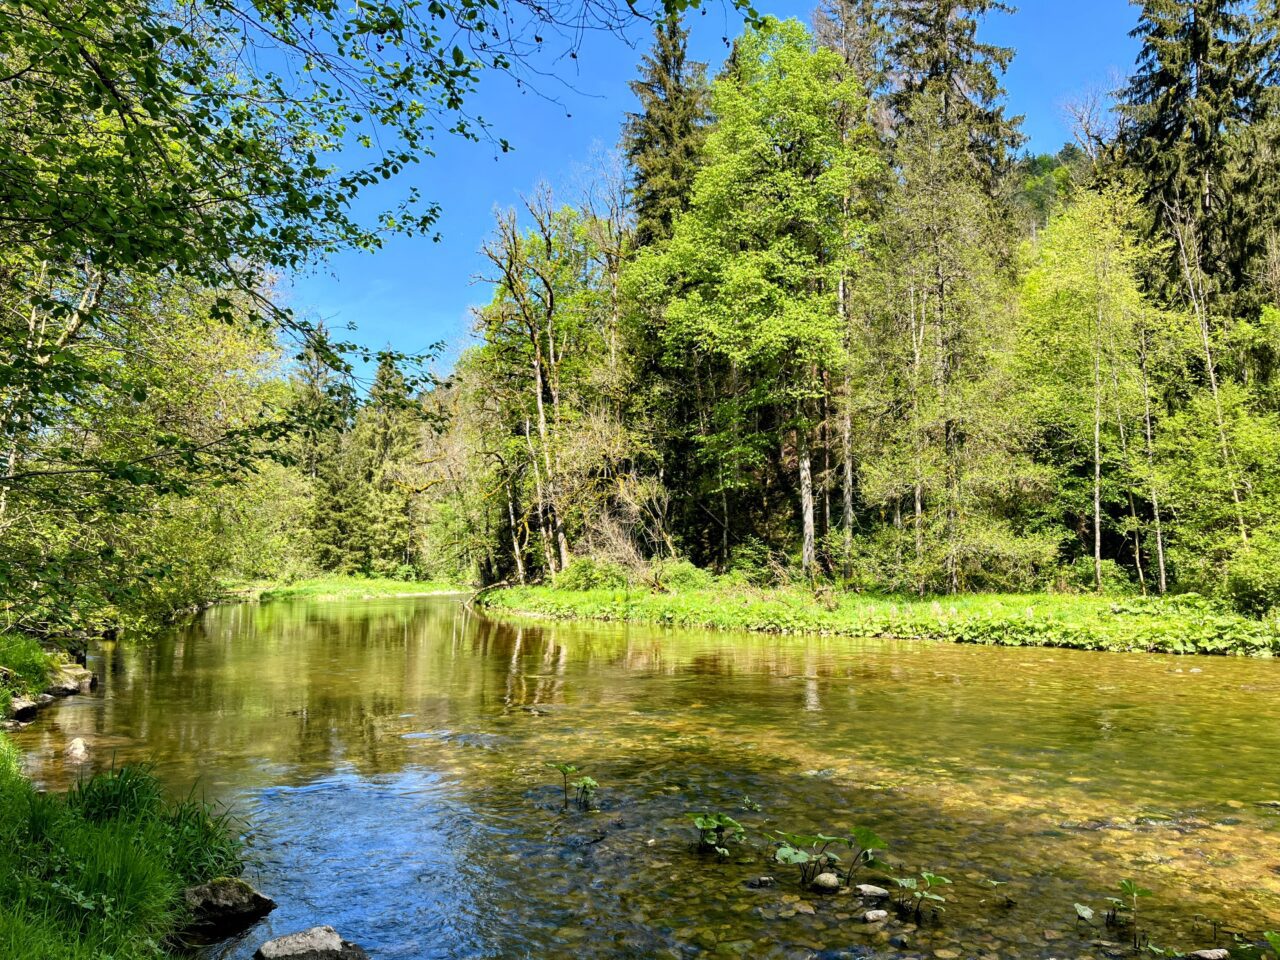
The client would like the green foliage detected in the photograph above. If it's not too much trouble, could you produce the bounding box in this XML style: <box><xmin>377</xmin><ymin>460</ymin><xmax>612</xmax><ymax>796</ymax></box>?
<box><xmin>484</xmin><ymin>583</ymin><xmax>1280</xmax><ymax>656</ymax></box>
<box><xmin>1222</xmin><ymin>528</ymin><xmax>1280</xmax><ymax>615</ymax></box>
<box><xmin>690</xmin><ymin>812</ymin><xmax>745</xmax><ymax>856</ymax></box>
<box><xmin>0</xmin><ymin>635</ymin><xmax>54</xmax><ymax>714</ymax></box>
<box><xmin>623</xmin><ymin>15</ymin><xmax>709</xmax><ymax>247</ymax></box>
<box><xmin>893</xmin><ymin>871</ymin><xmax>951</xmax><ymax>920</ymax></box>
<box><xmin>556</xmin><ymin>559</ymin><xmax>632</xmax><ymax>592</ymax></box>
<box><xmin>0</xmin><ymin>737</ymin><xmax>244</xmax><ymax>959</ymax></box>
<box><xmin>571</xmin><ymin>776</ymin><xmax>600</xmax><ymax>810</ymax></box>
<box><xmin>1262</xmin><ymin>931</ymin><xmax>1280</xmax><ymax>957</ymax></box>
<box><xmin>650</xmin><ymin>558</ymin><xmax>713</xmax><ymax>592</ymax></box>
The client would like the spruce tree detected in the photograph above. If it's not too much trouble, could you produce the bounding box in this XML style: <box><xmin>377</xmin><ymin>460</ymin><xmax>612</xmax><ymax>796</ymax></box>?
<box><xmin>881</xmin><ymin>0</ymin><xmax>1024</xmax><ymax>185</ymax></box>
<box><xmin>1121</xmin><ymin>0</ymin><xmax>1277</xmax><ymax>301</ymax></box>
<box><xmin>622</xmin><ymin>15</ymin><xmax>709</xmax><ymax>248</ymax></box>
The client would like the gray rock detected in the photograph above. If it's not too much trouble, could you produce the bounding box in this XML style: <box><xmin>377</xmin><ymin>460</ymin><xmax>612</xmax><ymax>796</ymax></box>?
<box><xmin>863</xmin><ymin>909</ymin><xmax>889</xmax><ymax>923</ymax></box>
<box><xmin>813</xmin><ymin>872</ymin><xmax>842</xmax><ymax>892</ymax></box>
<box><xmin>746</xmin><ymin>876</ymin><xmax>776</xmax><ymax>889</ymax></box>
<box><xmin>184</xmin><ymin>877</ymin><xmax>276</xmax><ymax>934</ymax></box>
<box><xmin>1187</xmin><ymin>951</ymin><xmax>1229</xmax><ymax>960</ymax></box>
<box><xmin>256</xmin><ymin>927</ymin><xmax>369</xmax><ymax>960</ymax></box>
<box><xmin>47</xmin><ymin>664</ymin><xmax>92</xmax><ymax>697</ymax></box>
<box><xmin>255</xmin><ymin>926</ymin><xmax>368</xmax><ymax>960</ymax></box>
<box><xmin>8</xmin><ymin>696</ymin><xmax>38</xmax><ymax>721</ymax></box>
<box><xmin>64</xmin><ymin>738</ymin><xmax>89</xmax><ymax>762</ymax></box>
<box><xmin>854</xmin><ymin>883</ymin><xmax>890</xmax><ymax>900</ymax></box>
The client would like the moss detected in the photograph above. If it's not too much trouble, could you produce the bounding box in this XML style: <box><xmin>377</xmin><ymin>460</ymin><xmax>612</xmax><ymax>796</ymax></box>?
<box><xmin>481</xmin><ymin>584</ymin><xmax>1280</xmax><ymax>657</ymax></box>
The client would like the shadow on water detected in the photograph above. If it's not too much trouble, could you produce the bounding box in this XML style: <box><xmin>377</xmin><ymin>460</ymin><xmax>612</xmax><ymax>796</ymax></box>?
<box><xmin>13</xmin><ymin>597</ymin><xmax>1280</xmax><ymax>958</ymax></box>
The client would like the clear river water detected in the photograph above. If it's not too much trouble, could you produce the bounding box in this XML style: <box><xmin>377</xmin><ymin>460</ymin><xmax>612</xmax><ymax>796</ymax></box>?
<box><xmin>12</xmin><ymin>596</ymin><xmax>1280</xmax><ymax>959</ymax></box>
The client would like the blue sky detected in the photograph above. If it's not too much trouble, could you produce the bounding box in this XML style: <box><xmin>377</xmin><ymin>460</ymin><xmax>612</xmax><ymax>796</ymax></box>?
<box><xmin>287</xmin><ymin>0</ymin><xmax>1141</xmax><ymax>377</ymax></box>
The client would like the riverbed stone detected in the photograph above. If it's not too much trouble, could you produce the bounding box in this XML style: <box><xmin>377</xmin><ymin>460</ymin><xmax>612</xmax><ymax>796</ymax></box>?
<box><xmin>854</xmin><ymin>883</ymin><xmax>889</xmax><ymax>900</ymax></box>
<box><xmin>1187</xmin><ymin>950</ymin><xmax>1230</xmax><ymax>960</ymax></box>
<box><xmin>47</xmin><ymin>664</ymin><xmax>95</xmax><ymax>697</ymax></box>
<box><xmin>184</xmin><ymin>877</ymin><xmax>276</xmax><ymax>934</ymax></box>
<box><xmin>64</xmin><ymin>737</ymin><xmax>89</xmax><ymax>762</ymax></box>
<box><xmin>254</xmin><ymin>926</ymin><xmax>367</xmax><ymax>960</ymax></box>
<box><xmin>813</xmin><ymin>872</ymin><xmax>841</xmax><ymax>892</ymax></box>
<box><xmin>863</xmin><ymin>909</ymin><xmax>888</xmax><ymax>923</ymax></box>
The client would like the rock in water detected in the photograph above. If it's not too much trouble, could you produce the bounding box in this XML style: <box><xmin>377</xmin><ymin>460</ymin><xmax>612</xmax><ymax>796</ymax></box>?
<box><xmin>47</xmin><ymin>664</ymin><xmax>95</xmax><ymax>697</ymax></box>
<box><xmin>184</xmin><ymin>877</ymin><xmax>276</xmax><ymax>935</ymax></box>
<box><xmin>854</xmin><ymin>883</ymin><xmax>889</xmax><ymax>900</ymax></box>
<box><xmin>863</xmin><ymin>909</ymin><xmax>889</xmax><ymax>923</ymax></box>
<box><xmin>813</xmin><ymin>872</ymin><xmax>841</xmax><ymax>892</ymax></box>
<box><xmin>255</xmin><ymin>926</ymin><xmax>369</xmax><ymax>959</ymax></box>
<box><xmin>64</xmin><ymin>738</ymin><xmax>89</xmax><ymax>762</ymax></box>
<box><xmin>8</xmin><ymin>697</ymin><xmax>38</xmax><ymax>721</ymax></box>
<box><xmin>1187</xmin><ymin>951</ymin><xmax>1230</xmax><ymax>960</ymax></box>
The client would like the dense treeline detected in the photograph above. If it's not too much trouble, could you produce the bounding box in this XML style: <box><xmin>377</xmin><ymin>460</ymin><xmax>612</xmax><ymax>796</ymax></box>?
<box><xmin>323</xmin><ymin>0</ymin><xmax>1280</xmax><ymax>612</ymax></box>
<box><xmin>5</xmin><ymin>0</ymin><xmax>1280</xmax><ymax>647</ymax></box>
<box><xmin>0</xmin><ymin>0</ymin><xmax>692</xmax><ymax>646</ymax></box>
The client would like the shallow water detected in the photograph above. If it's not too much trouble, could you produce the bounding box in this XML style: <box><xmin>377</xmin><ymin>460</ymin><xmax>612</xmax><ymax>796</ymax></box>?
<box><xmin>13</xmin><ymin>597</ymin><xmax>1280</xmax><ymax>958</ymax></box>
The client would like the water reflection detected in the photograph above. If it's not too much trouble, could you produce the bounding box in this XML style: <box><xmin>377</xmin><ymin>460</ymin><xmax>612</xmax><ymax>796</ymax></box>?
<box><xmin>13</xmin><ymin>597</ymin><xmax>1280</xmax><ymax>958</ymax></box>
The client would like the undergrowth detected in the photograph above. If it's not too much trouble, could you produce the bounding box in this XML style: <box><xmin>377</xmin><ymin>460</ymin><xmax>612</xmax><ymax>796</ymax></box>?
<box><xmin>0</xmin><ymin>633</ymin><xmax>55</xmax><ymax>716</ymax></box>
<box><xmin>0</xmin><ymin>738</ymin><xmax>246</xmax><ymax>959</ymax></box>
<box><xmin>482</xmin><ymin>585</ymin><xmax>1280</xmax><ymax>656</ymax></box>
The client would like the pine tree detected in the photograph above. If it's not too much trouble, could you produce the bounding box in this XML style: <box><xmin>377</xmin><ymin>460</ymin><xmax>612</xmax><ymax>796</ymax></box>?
<box><xmin>622</xmin><ymin>15</ymin><xmax>709</xmax><ymax>248</ymax></box>
<box><xmin>1120</xmin><ymin>0</ymin><xmax>1277</xmax><ymax>301</ymax></box>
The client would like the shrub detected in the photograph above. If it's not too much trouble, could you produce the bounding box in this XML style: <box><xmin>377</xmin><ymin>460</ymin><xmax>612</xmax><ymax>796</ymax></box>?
<box><xmin>650</xmin><ymin>558</ymin><xmax>713</xmax><ymax>592</ymax></box>
<box><xmin>555</xmin><ymin>558</ymin><xmax>630</xmax><ymax>591</ymax></box>
<box><xmin>1062</xmin><ymin>557</ymin><xmax>1139</xmax><ymax>595</ymax></box>
<box><xmin>1222</xmin><ymin>527</ymin><xmax>1280</xmax><ymax>615</ymax></box>
<box><xmin>726</xmin><ymin>537</ymin><xmax>773</xmax><ymax>586</ymax></box>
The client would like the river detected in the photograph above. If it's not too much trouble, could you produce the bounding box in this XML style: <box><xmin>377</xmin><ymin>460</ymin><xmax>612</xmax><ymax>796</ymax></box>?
<box><xmin>12</xmin><ymin>596</ymin><xmax>1280</xmax><ymax>958</ymax></box>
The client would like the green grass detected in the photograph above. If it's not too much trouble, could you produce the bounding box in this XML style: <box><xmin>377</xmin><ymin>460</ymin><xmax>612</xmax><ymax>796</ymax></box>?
<box><xmin>481</xmin><ymin>583</ymin><xmax>1280</xmax><ymax>656</ymax></box>
<box><xmin>0</xmin><ymin>736</ymin><xmax>247</xmax><ymax>959</ymax></box>
<box><xmin>234</xmin><ymin>575</ymin><xmax>467</xmax><ymax>603</ymax></box>
<box><xmin>0</xmin><ymin>633</ymin><xmax>55</xmax><ymax>717</ymax></box>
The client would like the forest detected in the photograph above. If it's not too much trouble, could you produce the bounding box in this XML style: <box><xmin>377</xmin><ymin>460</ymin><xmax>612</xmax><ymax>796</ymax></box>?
<box><xmin>4</xmin><ymin>1</ymin><xmax>1280</xmax><ymax>957</ymax></box>
<box><xmin>3</xmin><ymin>0</ymin><xmax>1280</xmax><ymax>649</ymax></box>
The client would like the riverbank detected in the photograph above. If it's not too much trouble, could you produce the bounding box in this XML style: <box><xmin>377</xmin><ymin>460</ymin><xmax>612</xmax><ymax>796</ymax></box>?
<box><xmin>229</xmin><ymin>575</ymin><xmax>468</xmax><ymax>603</ymax></box>
<box><xmin>481</xmin><ymin>584</ymin><xmax>1280</xmax><ymax>656</ymax></box>
<box><xmin>0</xmin><ymin>736</ymin><xmax>252</xmax><ymax>959</ymax></box>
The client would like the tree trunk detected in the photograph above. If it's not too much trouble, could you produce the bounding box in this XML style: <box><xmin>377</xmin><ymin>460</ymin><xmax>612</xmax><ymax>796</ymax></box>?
<box><xmin>1137</xmin><ymin>334</ymin><xmax>1168</xmax><ymax>594</ymax></box>
<box><xmin>798</xmin><ymin>423</ymin><xmax>816</xmax><ymax>577</ymax></box>
<box><xmin>1170</xmin><ymin>208</ymin><xmax>1248</xmax><ymax>546</ymax></box>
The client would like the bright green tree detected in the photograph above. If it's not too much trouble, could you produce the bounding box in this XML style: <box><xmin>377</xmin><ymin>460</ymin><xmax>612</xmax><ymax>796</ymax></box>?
<box><xmin>628</xmin><ymin>18</ymin><xmax>878</xmax><ymax>574</ymax></box>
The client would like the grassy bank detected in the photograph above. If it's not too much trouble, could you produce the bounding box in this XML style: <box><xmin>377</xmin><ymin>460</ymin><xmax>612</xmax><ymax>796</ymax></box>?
<box><xmin>481</xmin><ymin>583</ymin><xmax>1280</xmax><ymax>656</ymax></box>
<box><xmin>232</xmin><ymin>575</ymin><xmax>467</xmax><ymax>603</ymax></box>
<box><xmin>0</xmin><ymin>634</ymin><xmax>55</xmax><ymax>717</ymax></box>
<box><xmin>0</xmin><ymin>737</ymin><xmax>245</xmax><ymax>958</ymax></box>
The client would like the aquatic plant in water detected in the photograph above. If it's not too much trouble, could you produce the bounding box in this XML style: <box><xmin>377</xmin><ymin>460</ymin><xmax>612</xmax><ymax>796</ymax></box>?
<box><xmin>1102</xmin><ymin>878</ymin><xmax>1153</xmax><ymax>950</ymax></box>
<box><xmin>1264</xmin><ymin>931</ymin><xmax>1279</xmax><ymax>957</ymax></box>
<box><xmin>545</xmin><ymin>762</ymin><xmax>579</xmax><ymax>809</ymax></box>
<box><xmin>772</xmin><ymin>829</ymin><xmax>883</xmax><ymax>888</ymax></box>
<box><xmin>571</xmin><ymin>776</ymin><xmax>598</xmax><ymax>810</ymax></box>
<box><xmin>689</xmin><ymin>812</ymin><xmax>745</xmax><ymax>856</ymax></box>
<box><xmin>893</xmin><ymin>871</ymin><xmax>952</xmax><ymax>921</ymax></box>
